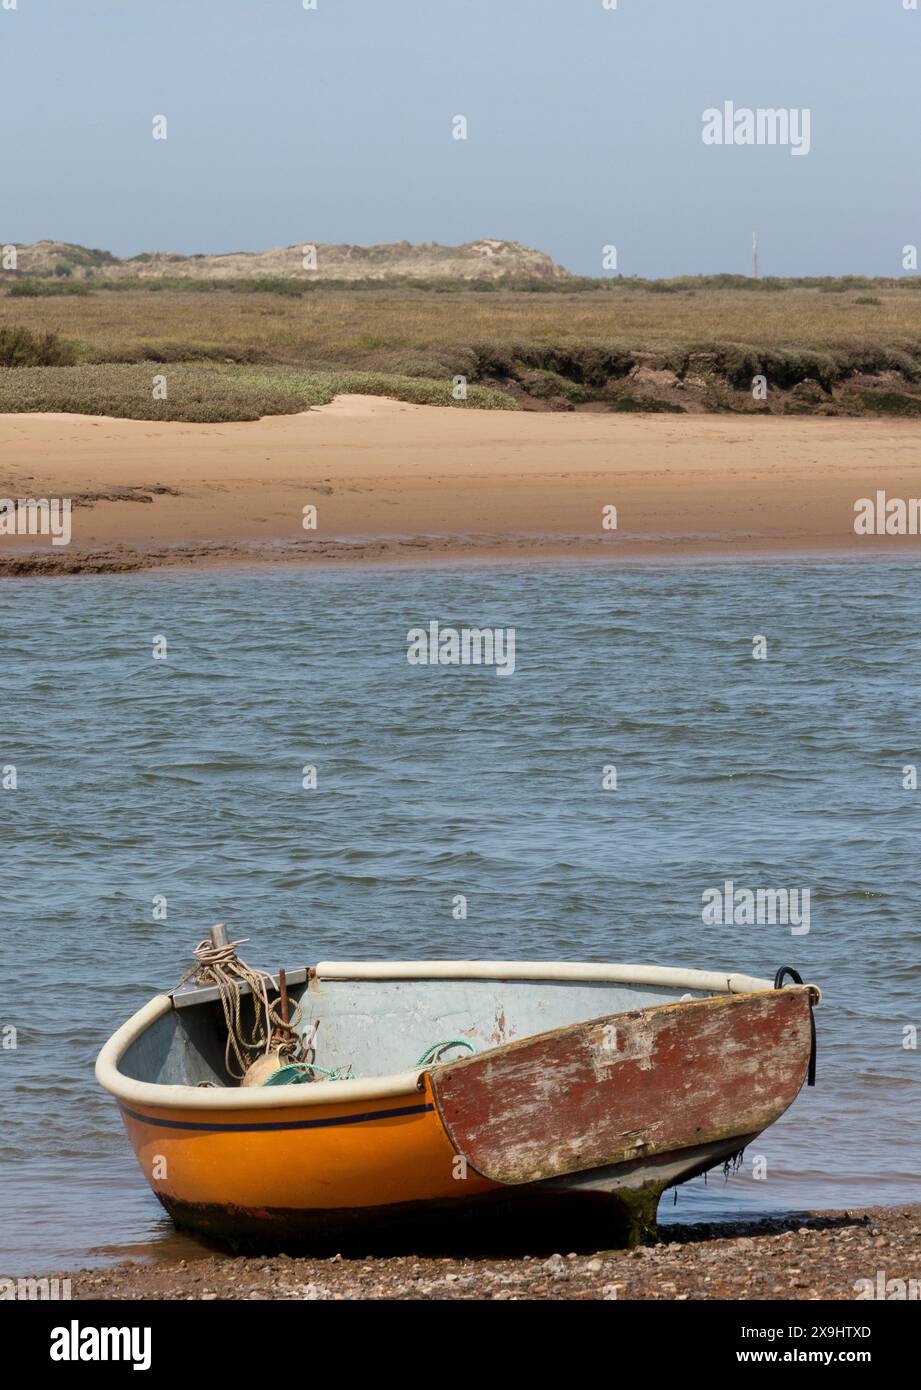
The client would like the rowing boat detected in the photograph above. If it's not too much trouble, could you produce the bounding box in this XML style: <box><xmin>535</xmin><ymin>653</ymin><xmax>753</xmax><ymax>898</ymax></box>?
<box><xmin>95</xmin><ymin>951</ymin><xmax>819</xmax><ymax>1250</ymax></box>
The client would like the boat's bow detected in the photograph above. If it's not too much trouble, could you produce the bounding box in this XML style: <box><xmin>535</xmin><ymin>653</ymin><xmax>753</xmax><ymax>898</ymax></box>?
<box><xmin>431</xmin><ymin>986</ymin><xmax>817</xmax><ymax>1198</ymax></box>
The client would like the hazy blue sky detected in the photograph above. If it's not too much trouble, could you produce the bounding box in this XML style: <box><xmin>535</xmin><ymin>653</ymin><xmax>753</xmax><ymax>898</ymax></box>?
<box><xmin>1</xmin><ymin>0</ymin><xmax>918</xmax><ymax>276</ymax></box>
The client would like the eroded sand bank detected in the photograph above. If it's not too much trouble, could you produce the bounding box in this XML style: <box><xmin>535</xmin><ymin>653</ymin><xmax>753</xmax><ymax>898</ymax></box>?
<box><xmin>1</xmin><ymin>397</ymin><xmax>920</xmax><ymax>573</ymax></box>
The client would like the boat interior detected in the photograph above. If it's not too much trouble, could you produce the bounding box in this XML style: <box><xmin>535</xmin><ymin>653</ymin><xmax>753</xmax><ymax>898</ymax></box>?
<box><xmin>117</xmin><ymin>964</ymin><xmax>762</xmax><ymax>1089</ymax></box>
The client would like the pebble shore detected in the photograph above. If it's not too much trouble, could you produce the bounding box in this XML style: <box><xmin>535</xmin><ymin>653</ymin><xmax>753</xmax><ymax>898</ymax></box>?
<box><xmin>60</xmin><ymin>1204</ymin><xmax>921</xmax><ymax>1301</ymax></box>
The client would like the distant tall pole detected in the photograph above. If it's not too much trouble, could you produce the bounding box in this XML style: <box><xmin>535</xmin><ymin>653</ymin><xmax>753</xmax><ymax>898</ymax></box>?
<box><xmin>752</xmin><ymin>231</ymin><xmax>760</xmax><ymax>280</ymax></box>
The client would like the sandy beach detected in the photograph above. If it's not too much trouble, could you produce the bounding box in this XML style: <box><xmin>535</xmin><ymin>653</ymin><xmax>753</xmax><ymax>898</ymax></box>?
<box><xmin>55</xmin><ymin>1205</ymin><xmax>921</xmax><ymax>1301</ymax></box>
<box><xmin>2</xmin><ymin>398</ymin><xmax>920</xmax><ymax>573</ymax></box>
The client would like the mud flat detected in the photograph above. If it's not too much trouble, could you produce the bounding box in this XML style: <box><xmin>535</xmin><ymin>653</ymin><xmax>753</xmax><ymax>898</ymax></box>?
<box><xmin>54</xmin><ymin>1205</ymin><xmax>921</xmax><ymax>1301</ymax></box>
<box><xmin>2</xmin><ymin>399</ymin><xmax>921</xmax><ymax>575</ymax></box>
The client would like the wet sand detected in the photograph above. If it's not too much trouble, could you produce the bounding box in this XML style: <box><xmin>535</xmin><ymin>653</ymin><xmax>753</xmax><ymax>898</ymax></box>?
<box><xmin>2</xmin><ymin>398</ymin><xmax>921</xmax><ymax>573</ymax></box>
<box><xmin>57</xmin><ymin>1205</ymin><xmax>921</xmax><ymax>1300</ymax></box>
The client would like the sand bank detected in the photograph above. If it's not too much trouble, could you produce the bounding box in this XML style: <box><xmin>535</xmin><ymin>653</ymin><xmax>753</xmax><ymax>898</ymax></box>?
<box><xmin>1</xmin><ymin>398</ymin><xmax>920</xmax><ymax>573</ymax></box>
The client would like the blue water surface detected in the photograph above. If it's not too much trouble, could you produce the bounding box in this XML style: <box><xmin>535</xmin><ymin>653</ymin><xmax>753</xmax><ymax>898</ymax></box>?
<box><xmin>0</xmin><ymin>561</ymin><xmax>918</xmax><ymax>1273</ymax></box>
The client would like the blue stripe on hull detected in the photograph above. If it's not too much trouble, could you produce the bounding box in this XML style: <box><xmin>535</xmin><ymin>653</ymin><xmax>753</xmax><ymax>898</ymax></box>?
<box><xmin>119</xmin><ymin>1101</ymin><xmax>433</xmax><ymax>1133</ymax></box>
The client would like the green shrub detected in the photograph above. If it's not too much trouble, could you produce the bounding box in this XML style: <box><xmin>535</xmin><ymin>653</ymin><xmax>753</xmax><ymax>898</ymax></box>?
<box><xmin>858</xmin><ymin>390</ymin><xmax>921</xmax><ymax>416</ymax></box>
<box><xmin>517</xmin><ymin>368</ymin><xmax>589</xmax><ymax>403</ymax></box>
<box><xmin>7</xmin><ymin>277</ymin><xmax>89</xmax><ymax>297</ymax></box>
<box><xmin>0</xmin><ymin>326</ymin><xmax>79</xmax><ymax>367</ymax></box>
<box><xmin>609</xmin><ymin>394</ymin><xmax>684</xmax><ymax>413</ymax></box>
<box><xmin>7</xmin><ymin>278</ymin><xmax>42</xmax><ymax>298</ymax></box>
<box><xmin>243</xmin><ymin>277</ymin><xmax>310</xmax><ymax>296</ymax></box>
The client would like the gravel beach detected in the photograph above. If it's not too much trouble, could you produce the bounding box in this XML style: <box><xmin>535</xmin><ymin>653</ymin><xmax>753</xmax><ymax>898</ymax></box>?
<box><xmin>57</xmin><ymin>1204</ymin><xmax>921</xmax><ymax>1301</ymax></box>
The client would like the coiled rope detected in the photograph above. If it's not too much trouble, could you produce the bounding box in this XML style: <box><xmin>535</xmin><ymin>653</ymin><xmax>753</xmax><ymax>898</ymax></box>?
<box><xmin>172</xmin><ymin>932</ymin><xmax>477</xmax><ymax>1086</ymax></box>
<box><xmin>174</xmin><ymin>936</ymin><xmax>303</xmax><ymax>1080</ymax></box>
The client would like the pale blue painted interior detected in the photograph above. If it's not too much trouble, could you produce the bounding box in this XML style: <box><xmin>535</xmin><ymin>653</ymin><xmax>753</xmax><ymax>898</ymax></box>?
<box><xmin>119</xmin><ymin>977</ymin><xmax>712</xmax><ymax>1088</ymax></box>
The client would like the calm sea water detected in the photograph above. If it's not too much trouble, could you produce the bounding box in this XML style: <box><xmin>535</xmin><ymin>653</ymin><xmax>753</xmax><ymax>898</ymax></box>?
<box><xmin>1</xmin><ymin>562</ymin><xmax>918</xmax><ymax>1275</ymax></box>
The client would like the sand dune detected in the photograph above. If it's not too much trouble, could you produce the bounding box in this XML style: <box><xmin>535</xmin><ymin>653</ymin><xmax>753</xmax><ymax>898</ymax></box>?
<box><xmin>12</xmin><ymin>237</ymin><xmax>567</xmax><ymax>282</ymax></box>
<box><xmin>1</xmin><ymin>397</ymin><xmax>920</xmax><ymax>573</ymax></box>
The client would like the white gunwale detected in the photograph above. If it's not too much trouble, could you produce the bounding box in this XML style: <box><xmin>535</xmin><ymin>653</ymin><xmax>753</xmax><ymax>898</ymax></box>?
<box><xmin>96</xmin><ymin>960</ymin><xmax>785</xmax><ymax>1112</ymax></box>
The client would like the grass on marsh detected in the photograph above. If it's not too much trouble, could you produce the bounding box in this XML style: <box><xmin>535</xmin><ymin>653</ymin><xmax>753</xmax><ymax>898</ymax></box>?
<box><xmin>0</xmin><ymin>363</ymin><xmax>304</xmax><ymax>421</ymax></box>
<box><xmin>6</xmin><ymin>270</ymin><xmax>921</xmax><ymax>296</ymax></box>
<box><xmin>226</xmin><ymin>366</ymin><xmax>513</xmax><ymax>410</ymax></box>
<box><xmin>0</xmin><ymin>362</ymin><xmax>515</xmax><ymax>421</ymax></box>
<box><xmin>4</xmin><ymin>283</ymin><xmax>921</xmax><ymax>421</ymax></box>
<box><xmin>5</xmin><ymin>286</ymin><xmax>921</xmax><ymax>366</ymax></box>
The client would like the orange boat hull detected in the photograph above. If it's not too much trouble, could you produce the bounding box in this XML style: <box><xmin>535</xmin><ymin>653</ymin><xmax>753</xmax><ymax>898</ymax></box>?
<box><xmin>112</xmin><ymin>987</ymin><xmax>816</xmax><ymax>1251</ymax></box>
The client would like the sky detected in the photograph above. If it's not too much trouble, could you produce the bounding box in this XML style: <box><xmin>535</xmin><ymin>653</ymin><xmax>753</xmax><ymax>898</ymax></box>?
<box><xmin>1</xmin><ymin>0</ymin><xmax>919</xmax><ymax>277</ymax></box>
